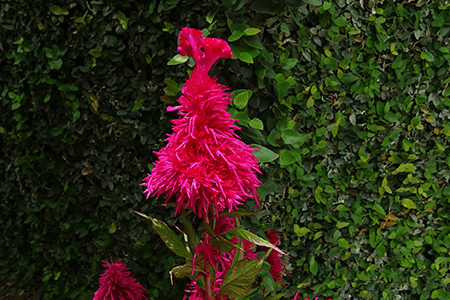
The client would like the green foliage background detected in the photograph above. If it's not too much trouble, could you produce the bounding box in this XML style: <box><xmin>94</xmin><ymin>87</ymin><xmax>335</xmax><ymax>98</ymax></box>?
<box><xmin>1</xmin><ymin>0</ymin><xmax>450</xmax><ymax>299</ymax></box>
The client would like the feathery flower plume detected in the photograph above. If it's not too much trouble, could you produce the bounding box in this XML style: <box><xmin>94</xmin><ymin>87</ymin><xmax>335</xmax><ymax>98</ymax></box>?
<box><xmin>93</xmin><ymin>259</ymin><xmax>146</xmax><ymax>300</ymax></box>
<box><xmin>142</xmin><ymin>28</ymin><xmax>261</xmax><ymax>218</ymax></box>
<box><xmin>260</xmin><ymin>230</ymin><xmax>287</xmax><ymax>284</ymax></box>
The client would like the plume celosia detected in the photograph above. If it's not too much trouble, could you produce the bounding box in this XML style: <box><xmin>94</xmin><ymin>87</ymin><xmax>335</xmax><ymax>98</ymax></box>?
<box><xmin>260</xmin><ymin>230</ymin><xmax>287</xmax><ymax>284</ymax></box>
<box><xmin>142</xmin><ymin>28</ymin><xmax>261</xmax><ymax>218</ymax></box>
<box><xmin>93</xmin><ymin>259</ymin><xmax>146</xmax><ymax>300</ymax></box>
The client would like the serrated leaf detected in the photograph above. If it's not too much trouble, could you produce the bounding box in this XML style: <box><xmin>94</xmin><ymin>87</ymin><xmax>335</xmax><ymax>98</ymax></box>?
<box><xmin>170</xmin><ymin>263</ymin><xmax>194</xmax><ymax>279</ymax></box>
<box><xmin>219</xmin><ymin>259</ymin><xmax>263</xmax><ymax>298</ymax></box>
<box><xmin>167</xmin><ymin>54</ymin><xmax>189</xmax><ymax>65</ymax></box>
<box><xmin>134</xmin><ymin>211</ymin><xmax>192</xmax><ymax>259</ymax></box>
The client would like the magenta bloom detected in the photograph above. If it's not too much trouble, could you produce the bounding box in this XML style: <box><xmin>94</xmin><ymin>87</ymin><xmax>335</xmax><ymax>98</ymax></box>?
<box><xmin>260</xmin><ymin>231</ymin><xmax>287</xmax><ymax>284</ymax></box>
<box><xmin>93</xmin><ymin>259</ymin><xmax>146</xmax><ymax>300</ymax></box>
<box><xmin>142</xmin><ymin>28</ymin><xmax>261</xmax><ymax>218</ymax></box>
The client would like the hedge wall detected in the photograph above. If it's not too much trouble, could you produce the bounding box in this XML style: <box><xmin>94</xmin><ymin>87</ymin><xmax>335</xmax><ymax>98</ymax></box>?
<box><xmin>1</xmin><ymin>0</ymin><xmax>450</xmax><ymax>299</ymax></box>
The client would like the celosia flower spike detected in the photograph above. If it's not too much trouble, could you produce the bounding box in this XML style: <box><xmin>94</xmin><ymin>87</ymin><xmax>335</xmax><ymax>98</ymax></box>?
<box><xmin>260</xmin><ymin>231</ymin><xmax>287</xmax><ymax>284</ymax></box>
<box><xmin>178</xmin><ymin>28</ymin><xmax>232</xmax><ymax>72</ymax></box>
<box><xmin>93</xmin><ymin>259</ymin><xmax>146</xmax><ymax>300</ymax></box>
<box><xmin>142</xmin><ymin>28</ymin><xmax>261</xmax><ymax>218</ymax></box>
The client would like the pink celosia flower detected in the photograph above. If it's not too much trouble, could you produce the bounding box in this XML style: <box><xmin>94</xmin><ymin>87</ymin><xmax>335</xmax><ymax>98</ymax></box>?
<box><xmin>214</xmin><ymin>215</ymin><xmax>235</xmax><ymax>236</ymax></box>
<box><xmin>260</xmin><ymin>231</ymin><xmax>287</xmax><ymax>284</ymax></box>
<box><xmin>142</xmin><ymin>28</ymin><xmax>261</xmax><ymax>218</ymax></box>
<box><xmin>183</xmin><ymin>280</ymin><xmax>228</xmax><ymax>300</ymax></box>
<box><xmin>192</xmin><ymin>239</ymin><xmax>229</xmax><ymax>276</ymax></box>
<box><xmin>93</xmin><ymin>259</ymin><xmax>146</xmax><ymax>300</ymax></box>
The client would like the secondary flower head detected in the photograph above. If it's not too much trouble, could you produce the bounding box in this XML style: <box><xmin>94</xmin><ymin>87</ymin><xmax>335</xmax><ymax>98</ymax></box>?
<box><xmin>260</xmin><ymin>231</ymin><xmax>287</xmax><ymax>284</ymax></box>
<box><xmin>93</xmin><ymin>259</ymin><xmax>146</xmax><ymax>300</ymax></box>
<box><xmin>142</xmin><ymin>28</ymin><xmax>261</xmax><ymax>218</ymax></box>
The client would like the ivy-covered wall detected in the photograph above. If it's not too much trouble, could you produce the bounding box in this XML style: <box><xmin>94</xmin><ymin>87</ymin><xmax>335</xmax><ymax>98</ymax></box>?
<box><xmin>1</xmin><ymin>0</ymin><xmax>450</xmax><ymax>299</ymax></box>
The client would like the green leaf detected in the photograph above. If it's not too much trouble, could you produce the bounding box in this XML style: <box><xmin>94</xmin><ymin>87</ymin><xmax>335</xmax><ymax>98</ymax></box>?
<box><xmin>372</xmin><ymin>204</ymin><xmax>386</xmax><ymax>215</ymax></box>
<box><xmin>304</xmin><ymin>0</ymin><xmax>322</xmax><ymax>5</ymax></box>
<box><xmin>233</xmin><ymin>90</ymin><xmax>251</xmax><ymax>109</ymax></box>
<box><xmin>229</xmin><ymin>30</ymin><xmax>244</xmax><ymax>42</ymax></box>
<box><xmin>219</xmin><ymin>259</ymin><xmax>263</xmax><ymax>298</ymax></box>
<box><xmin>279</xmin><ymin>149</ymin><xmax>297</xmax><ymax>166</ymax></box>
<box><xmin>376</xmin><ymin>244</ymin><xmax>386</xmax><ymax>257</ymax></box>
<box><xmin>49</xmin><ymin>6</ymin><xmax>62</xmax><ymax>15</ymax></box>
<box><xmin>421</xmin><ymin>51</ymin><xmax>435</xmax><ymax>62</ymax></box>
<box><xmin>49</xmin><ymin>59</ymin><xmax>63</xmax><ymax>70</ymax></box>
<box><xmin>252</xmin><ymin>145</ymin><xmax>279</xmax><ymax>163</ymax></box>
<box><xmin>134</xmin><ymin>211</ymin><xmax>192</xmax><ymax>259</ymax></box>
<box><xmin>170</xmin><ymin>263</ymin><xmax>194</xmax><ymax>280</ymax></box>
<box><xmin>401</xmin><ymin>198</ymin><xmax>417</xmax><ymax>209</ymax></box>
<box><xmin>336</xmin><ymin>222</ymin><xmax>349</xmax><ymax>229</ymax></box>
<box><xmin>392</xmin><ymin>163</ymin><xmax>417</xmax><ymax>175</ymax></box>
<box><xmin>225</xmin><ymin>228</ymin><xmax>287</xmax><ymax>256</ymax></box>
<box><xmin>281</xmin><ymin>129</ymin><xmax>304</xmax><ymax>146</ymax></box>
<box><xmin>341</xmin><ymin>74</ymin><xmax>359</xmax><ymax>83</ymax></box>
<box><xmin>323</xmin><ymin>1</ymin><xmax>332</xmax><ymax>10</ymax></box>
<box><xmin>244</xmin><ymin>28</ymin><xmax>261</xmax><ymax>36</ymax></box>
<box><xmin>294</xmin><ymin>225</ymin><xmax>310</xmax><ymax>237</ymax></box>
<box><xmin>249</xmin><ymin>118</ymin><xmax>264</xmax><ymax>130</ymax></box>
<box><xmin>116</xmin><ymin>11</ymin><xmax>128</xmax><ymax>30</ymax></box>
<box><xmin>310</xmin><ymin>256</ymin><xmax>318</xmax><ymax>275</ymax></box>
<box><xmin>338</xmin><ymin>238</ymin><xmax>350</xmax><ymax>248</ymax></box>
<box><xmin>167</xmin><ymin>54</ymin><xmax>189</xmax><ymax>65</ymax></box>
<box><xmin>89</xmin><ymin>49</ymin><xmax>102</xmax><ymax>58</ymax></box>
<box><xmin>333</xmin><ymin>18</ymin><xmax>347</xmax><ymax>27</ymax></box>
<box><xmin>239</xmin><ymin>52</ymin><xmax>254</xmax><ymax>63</ymax></box>
<box><xmin>431</xmin><ymin>17</ymin><xmax>445</xmax><ymax>27</ymax></box>
<box><xmin>182</xmin><ymin>217</ymin><xmax>199</xmax><ymax>253</ymax></box>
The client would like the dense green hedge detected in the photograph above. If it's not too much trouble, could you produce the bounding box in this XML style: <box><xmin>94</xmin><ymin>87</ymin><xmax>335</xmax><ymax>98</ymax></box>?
<box><xmin>1</xmin><ymin>0</ymin><xmax>450</xmax><ymax>299</ymax></box>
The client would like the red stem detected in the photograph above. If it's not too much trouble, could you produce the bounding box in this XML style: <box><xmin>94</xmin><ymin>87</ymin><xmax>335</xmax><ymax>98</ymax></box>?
<box><xmin>203</xmin><ymin>214</ymin><xmax>213</xmax><ymax>300</ymax></box>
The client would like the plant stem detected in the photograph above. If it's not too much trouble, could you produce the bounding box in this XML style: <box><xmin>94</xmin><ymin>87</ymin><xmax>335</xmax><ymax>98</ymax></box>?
<box><xmin>204</xmin><ymin>214</ymin><xmax>213</xmax><ymax>300</ymax></box>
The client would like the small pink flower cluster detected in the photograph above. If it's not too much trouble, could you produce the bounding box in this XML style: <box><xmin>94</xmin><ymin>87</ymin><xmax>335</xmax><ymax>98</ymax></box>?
<box><xmin>93</xmin><ymin>259</ymin><xmax>146</xmax><ymax>300</ymax></box>
<box><xmin>183</xmin><ymin>217</ymin><xmax>287</xmax><ymax>299</ymax></box>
